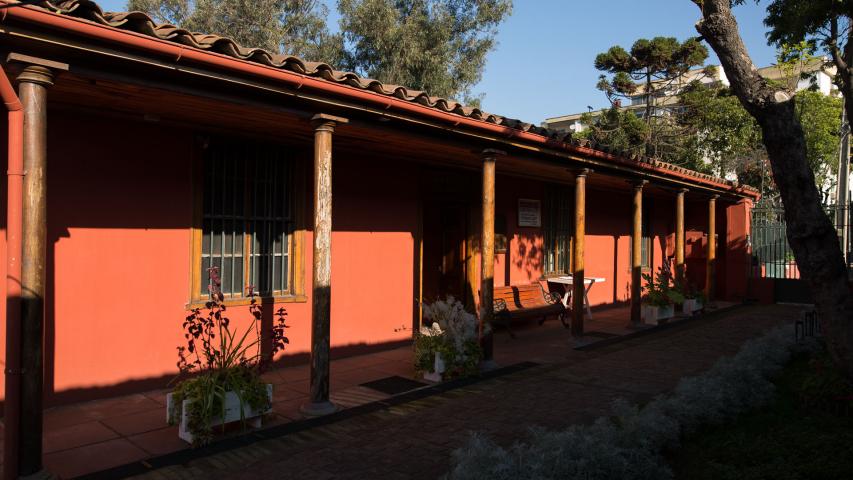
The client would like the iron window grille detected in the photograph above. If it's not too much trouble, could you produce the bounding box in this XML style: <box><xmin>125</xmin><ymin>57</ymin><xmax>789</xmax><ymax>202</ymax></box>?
<box><xmin>544</xmin><ymin>186</ymin><xmax>573</xmax><ymax>275</ymax></box>
<box><xmin>199</xmin><ymin>140</ymin><xmax>293</xmax><ymax>298</ymax></box>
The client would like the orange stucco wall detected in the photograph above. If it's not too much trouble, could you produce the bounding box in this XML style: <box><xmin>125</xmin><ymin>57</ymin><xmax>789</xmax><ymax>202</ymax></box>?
<box><xmin>0</xmin><ymin>109</ymin><xmax>751</xmax><ymax>406</ymax></box>
<box><xmin>0</xmin><ymin>111</ymin><xmax>417</xmax><ymax>405</ymax></box>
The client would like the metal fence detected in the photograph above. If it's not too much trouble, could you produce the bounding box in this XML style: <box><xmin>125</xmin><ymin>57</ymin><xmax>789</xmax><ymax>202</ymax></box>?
<box><xmin>750</xmin><ymin>202</ymin><xmax>853</xmax><ymax>279</ymax></box>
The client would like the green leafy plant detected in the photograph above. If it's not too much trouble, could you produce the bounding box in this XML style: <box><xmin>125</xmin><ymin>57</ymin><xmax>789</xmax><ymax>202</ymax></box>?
<box><xmin>641</xmin><ymin>267</ymin><xmax>676</xmax><ymax>307</ymax></box>
<box><xmin>414</xmin><ymin>296</ymin><xmax>483</xmax><ymax>380</ymax></box>
<box><xmin>672</xmin><ymin>277</ymin><xmax>704</xmax><ymax>304</ymax></box>
<box><xmin>169</xmin><ymin>267</ymin><xmax>289</xmax><ymax>445</ymax></box>
<box><xmin>800</xmin><ymin>345</ymin><xmax>853</xmax><ymax>417</ymax></box>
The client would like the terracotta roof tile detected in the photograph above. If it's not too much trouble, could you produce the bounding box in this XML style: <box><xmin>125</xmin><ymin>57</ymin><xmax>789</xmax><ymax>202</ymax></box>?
<box><xmin>17</xmin><ymin>0</ymin><xmax>758</xmax><ymax>196</ymax></box>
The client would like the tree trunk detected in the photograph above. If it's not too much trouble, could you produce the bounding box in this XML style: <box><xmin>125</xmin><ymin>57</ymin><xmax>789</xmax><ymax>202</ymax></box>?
<box><xmin>694</xmin><ymin>0</ymin><xmax>853</xmax><ymax>380</ymax></box>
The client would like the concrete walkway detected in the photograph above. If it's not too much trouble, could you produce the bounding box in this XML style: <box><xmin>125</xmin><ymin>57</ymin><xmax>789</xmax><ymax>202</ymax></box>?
<box><xmin>115</xmin><ymin>304</ymin><xmax>801</xmax><ymax>480</ymax></box>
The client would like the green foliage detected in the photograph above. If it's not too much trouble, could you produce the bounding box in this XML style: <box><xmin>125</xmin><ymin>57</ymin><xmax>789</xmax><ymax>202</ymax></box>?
<box><xmin>795</xmin><ymin>90</ymin><xmax>844</xmax><ymax>201</ymax></box>
<box><xmin>671</xmin><ymin>276</ymin><xmax>705</xmax><ymax>303</ymax></box>
<box><xmin>127</xmin><ymin>0</ymin><xmax>512</xmax><ymax>103</ymax></box>
<box><xmin>762</xmin><ymin>0</ymin><xmax>851</xmax><ymax>115</ymax></box>
<box><xmin>448</xmin><ymin>324</ymin><xmax>813</xmax><ymax>480</ymax></box>
<box><xmin>679</xmin><ymin>82</ymin><xmax>767</xmax><ymax>183</ymax></box>
<box><xmin>592</xmin><ymin>36</ymin><xmax>710</xmax><ymax>162</ymax></box>
<box><xmin>799</xmin><ymin>347</ymin><xmax>853</xmax><ymax>416</ymax></box>
<box><xmin>641</xmin><ymin>267</ymin><xmax>678</xmax><ymax>307</ymax></box>
<box><xmin>126</xmin><ymin>0</ymin><xmax>341</xmax><ymax>61</ymax></box>
<box><xmin>672</xmin><ymin>344</ymin><xmax>853</xmax><ymax>480</ymax></box>
<box><xmin>581</xmin><ymin>106</ymin><xmax>649</xmax><ymax>157</ymax></box>
<box><xmin>679</xmin><ymin>82</ymin><xmax>842</xmax><ymax>199</ymax></box>
<box><xmin>594</xmin><ymin>37</ymin><xmax>708</xmax><ymax>89</ymax></box>
<box><xmin>171</xmin><ymin>267</ymin><xmax>289</xmax><ymax>445</ymax></box>
<box><xmin>763</xmin><ymin>0</ymin><xmax>852</xmax><ymax>53</ymax></box>
<box><xmin>414</xmin><ymin>296</ymin><xmax>483</xmax><ymax>380</ymax></box>
<box><xmin>414</xmin><ymin>332</ymin><xmax>481</xmax><ymax>380</ymax></box>
<box><xmin>337</xmin><ymin>0</ymin><xmax>512</xmax><ymax>102</ymax></box>
<box><xmin>168</xmin><ymin>365</ymin><xmax>271</xmax><ymax>446</ymax></box>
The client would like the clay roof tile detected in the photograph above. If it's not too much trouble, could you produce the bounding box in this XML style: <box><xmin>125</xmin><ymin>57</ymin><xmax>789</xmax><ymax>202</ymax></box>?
<box><xmin>25</xmin><ymin>0</ymin><xmax>751</xmax><ymax>194</ymax></box>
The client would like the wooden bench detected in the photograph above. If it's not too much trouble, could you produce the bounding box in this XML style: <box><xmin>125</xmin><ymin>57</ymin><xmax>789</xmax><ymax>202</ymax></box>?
<box><xmin>492</xmin><ymin>283</ymin><xmax>567</xmax><ymax>337</ymax></box>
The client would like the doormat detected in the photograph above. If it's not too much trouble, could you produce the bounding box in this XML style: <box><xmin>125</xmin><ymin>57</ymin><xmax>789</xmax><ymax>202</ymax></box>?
<box><xmin>361</xmin><ymin>376</ymin><xmax>429</xmax><ymax>395</ymax></box>
<box><xmin>584</xmin><ymin>331</ymin><xmax>621</xmax><ymax>338</ymax></box>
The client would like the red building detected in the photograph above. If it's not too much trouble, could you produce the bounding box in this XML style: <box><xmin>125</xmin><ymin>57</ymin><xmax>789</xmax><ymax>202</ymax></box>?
<box><xmin>0</xmin><ymin>0</ymin><xmax>757</xmax><ymax>476</ymax></box>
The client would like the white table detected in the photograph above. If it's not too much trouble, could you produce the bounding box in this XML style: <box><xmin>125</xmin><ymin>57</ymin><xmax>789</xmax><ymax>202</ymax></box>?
<box><xmin>546</xmin><ymin>275</ymin><xmax>606</xmax><ymax>320</ymax></box>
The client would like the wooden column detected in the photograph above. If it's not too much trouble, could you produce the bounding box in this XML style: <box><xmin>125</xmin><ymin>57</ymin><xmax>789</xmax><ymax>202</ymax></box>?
<box><xmin>705</xmin><ymin>195</ymin><xmax>719</xmax><ymax>300</ymax></box>
<box><xmin>480</xmin><ymin>149</ymin><xmax>503</xmax><ymax>366</ymax></box>
<box><xmin>630</xmin><ymin>180</ymin><xmax>647</xmax><ymax>327</ymax></box>
<box><xmin>572</xmin><ymin>169</ymin><xmax>590</xmax><ymax>336</ymax></box>
<box><xmin>302</xmin><ymin>113</ymin><xmax>347</xmax><ymax>417</ymax></box>
<box><xmin>16</xmin><ymin>62</ymin><xmax>55</xmax><ymax>477</ymax></box>
<box><xmin>675</xmin><ymin>188</ymin><xmax>687</xmax><ymax>284</ymax></box>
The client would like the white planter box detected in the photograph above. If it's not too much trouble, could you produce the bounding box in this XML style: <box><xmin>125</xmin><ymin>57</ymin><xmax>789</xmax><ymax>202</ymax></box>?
<box><xmin>166</xmin><ymin>383</ymin><xmax>273</xmax><ymax>444</ymax></box>
<box><xmin>423</xmin><ymin>351</ymin><xmax>445</xmax><ymax>383</ymax></box>
<box><xmin>682</xmin><ymin>299</ymin><xmax>703</xmax><ymax>316</ymax></box>
<box><xmin>642</xmin><ymin>304</ymin><xmax>674</xmax><ymax>325</ymax></box>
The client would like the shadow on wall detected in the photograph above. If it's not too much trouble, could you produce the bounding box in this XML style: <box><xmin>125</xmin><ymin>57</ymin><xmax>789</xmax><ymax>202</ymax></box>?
<box><xmin>513</xmin><ymin>232</ymin><xmax>542</xmax><ymax>283</ymax></box>
<box><xmin>6</xmin><ymin>110</ymin><xmax>426</xmax><ymax>409</ymax></box>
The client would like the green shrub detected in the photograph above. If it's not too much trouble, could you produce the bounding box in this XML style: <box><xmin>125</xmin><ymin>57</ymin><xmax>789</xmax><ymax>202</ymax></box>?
<box><xmin>415</xmin><ymin>296</ymin><xmax>483</xmax><ymax>380</ymax></box>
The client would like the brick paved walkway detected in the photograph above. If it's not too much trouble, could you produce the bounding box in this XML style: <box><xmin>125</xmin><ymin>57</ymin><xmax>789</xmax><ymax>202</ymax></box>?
<box><xmin>119</xmin><ymin>304</ymin><xmax>802</xmax><ymax>480</ymax></box>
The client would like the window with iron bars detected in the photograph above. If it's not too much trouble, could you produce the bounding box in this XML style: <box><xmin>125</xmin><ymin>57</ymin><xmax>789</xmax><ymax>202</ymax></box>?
<box><xmin>544</xmin><ymin>186</ymin><xmax>573</xmax><ymax>275</ymax></box>
<box><xmin>197</xmin><ymin>139</ymin><xmax>293</xmax><ymax>299</ymax></box>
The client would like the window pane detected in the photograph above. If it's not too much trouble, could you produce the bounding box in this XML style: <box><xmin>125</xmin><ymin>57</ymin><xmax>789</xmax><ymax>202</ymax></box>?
<box><xmin>273</xmin><ymin>255</ymin><xmax>282</xmax><ymax>292</ymax></box>
<box><xmin>201</xmin><ymin>139</ymin><xmax>293</xmax><ymax>299</ymax></box>
<box><xmin>544</xmin><ymin>187</ymin><xmax>572</xmax><ymax>275</ymax></box>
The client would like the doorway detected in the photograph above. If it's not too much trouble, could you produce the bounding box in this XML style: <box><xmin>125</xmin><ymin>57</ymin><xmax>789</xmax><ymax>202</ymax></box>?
<box><xmin>423</xmin><ymin>202</ymin><xmax>471</xmax><ymax>305</ymax></box>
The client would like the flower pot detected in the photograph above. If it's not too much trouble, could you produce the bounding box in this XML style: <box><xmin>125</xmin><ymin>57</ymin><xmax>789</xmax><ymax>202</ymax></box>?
<box><xmin>166</xmin><ymin>383</ymin><xmax>273</xmax><ymax>444</ymax></box>
<box><xmin>682</xmin><ymin>298</ymin><xmax>702</xmax><ymax>315</ymax></box>
<box><xmin>642</xmin><ymin>304</ymin><xmax>674</xmax><ymax>325</ymax></box>
<box><xmin>423</xmin><ymin>351</ymin><xmax>446</xmax><ymax>383</ymax></box>
<box><xmin>641</xmin><ymin>305</ymin><xmax>658</xmax><ymax>324</ymax></box>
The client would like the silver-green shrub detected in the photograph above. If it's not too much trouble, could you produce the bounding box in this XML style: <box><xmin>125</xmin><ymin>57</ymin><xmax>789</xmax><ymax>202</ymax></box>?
<box><xmin>445</xmin><ymin>324</ymin><xmax>817</xmax><ymax>480</ymax></box>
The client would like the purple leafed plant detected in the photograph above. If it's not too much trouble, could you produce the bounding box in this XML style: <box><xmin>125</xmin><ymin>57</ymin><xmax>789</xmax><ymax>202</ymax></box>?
<box><xmin>170</xmin><ymin>266</ymin><xmax>290</xmax><ymax>445</ymax></box>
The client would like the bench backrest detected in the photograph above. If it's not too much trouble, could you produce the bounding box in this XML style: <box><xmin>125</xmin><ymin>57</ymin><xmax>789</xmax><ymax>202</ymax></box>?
<box><xmin>493</xmin><ymin>284</ymin><xmax>550</xmax><ymax>310</ymax></box>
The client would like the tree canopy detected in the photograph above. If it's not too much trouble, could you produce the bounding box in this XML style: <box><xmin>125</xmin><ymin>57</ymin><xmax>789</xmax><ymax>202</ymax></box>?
<box><xmin>126</xmin><ymin>0</ymin><xmax>512</xmax><ymax>103</ymax></box>
<box><xmin>694</xmin><ymin>0</ymin><xmax>853</xmax><ymax>381</ymax></box>
<box><xmin>126</xmin><ymin>0</ymin><xmax>340</xmax><ymax>61</ymax></box>
<box><xmin>756</xmin><ymin>0</ymin><xmax>852</xmax><ymax>122</ymax></box>
<box><xmin>796</xmin><ymin>90</ymin><xmax>845</xmax><ymax>202</ymax></box>
<box><xmin>338</xmin><ymin>0</ymin><xmax>511</xmax><ymax>103</ymax></box>
<box><xmin>679</xmin><ymin>83</ymin><xmax>842</xmax><ymax>201</ymax></box>
<box><xmin>590</xmin><ymin>36</ymin><xmax>710</xmax><ymax>162</ymax></box>
<box><xmin>679</xmin><ymin>82</ymin><xmax>766</xmax><ymax>186</ymax></box>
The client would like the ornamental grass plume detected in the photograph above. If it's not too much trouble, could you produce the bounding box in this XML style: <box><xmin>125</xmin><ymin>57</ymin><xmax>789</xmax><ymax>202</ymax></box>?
<box><xmin>417</xmin><ymin>296</ymin><xmax>483</xmax><ymax>379</ymax></box>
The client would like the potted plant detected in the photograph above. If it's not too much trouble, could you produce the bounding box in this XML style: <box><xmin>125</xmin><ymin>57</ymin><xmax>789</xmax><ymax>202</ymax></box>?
<box><xmin>414</xmin><ymin>296</ymin><xmax>483</xmax><ymax>382</ymax></box>
<box><xmin>641</xmin><ymin>268</ymin><xmax>676</xmax><ymax>325</ymax></box>
<box><xmin>675</xmin><ymin>279</ymin><xmax>705</xmax><ymax>316</ymax></box>
<box><xmin>167</xmin><ymin>267</ymin><xmax>289</xmax><ymax>445</ymax></box>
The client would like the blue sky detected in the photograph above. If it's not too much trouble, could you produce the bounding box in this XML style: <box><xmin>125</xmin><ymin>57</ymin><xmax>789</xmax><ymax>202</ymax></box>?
<box><xmin>97</xmin><ymin>0</ymin><xmax>778</xmax><ymax>124</ymax></box>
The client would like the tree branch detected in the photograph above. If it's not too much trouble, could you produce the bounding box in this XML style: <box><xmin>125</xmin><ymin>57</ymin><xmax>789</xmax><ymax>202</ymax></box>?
<box><xmin>828</xmin><ymin>17</ymin><xmax>849</xmax><ymax>74</ymax></box>
<box><xmin>694</xmin><ymin>0</ymin><xmax>786</xmax><ymax>114</ymax></box>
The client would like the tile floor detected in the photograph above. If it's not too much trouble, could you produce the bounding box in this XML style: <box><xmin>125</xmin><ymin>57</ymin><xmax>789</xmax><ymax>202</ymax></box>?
<box><xmin>13</xmin><ymin>303</ymin><xmax>731</xmax><ymax>478</ymax></box>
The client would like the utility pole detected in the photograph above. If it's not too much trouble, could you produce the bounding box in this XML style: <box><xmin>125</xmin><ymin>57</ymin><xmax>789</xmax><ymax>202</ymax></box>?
<box><xmin>835</xmin><ymin>107</ymin><xmax>850</xmax><ymax>265</ymax></box>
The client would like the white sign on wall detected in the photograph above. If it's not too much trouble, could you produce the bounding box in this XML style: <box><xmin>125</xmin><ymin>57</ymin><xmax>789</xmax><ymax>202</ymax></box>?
<box><xmin>517</xmin><ymin>199</ymin><xmax>541</xmax><ymax>227</ymax></box>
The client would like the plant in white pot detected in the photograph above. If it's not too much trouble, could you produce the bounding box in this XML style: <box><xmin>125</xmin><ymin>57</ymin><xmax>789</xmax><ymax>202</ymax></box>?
<box><xmin>167</xmin><ymin>267</ymin><xmax>289</xmax><ymax>445</ymax></box>
<box><xmin>414</xmin><ymin>296</ymin><xmax>483</xmax><ymax>382</ymax></box>
<box><xmin>674</xmin><ymin>279</ymin><xmax>705</xmax><ymax>316</ymax></box>
<box><xmin>641</xmin><ymin>268</ymin><xmax>676</xmax><ymax>325</ymax></box>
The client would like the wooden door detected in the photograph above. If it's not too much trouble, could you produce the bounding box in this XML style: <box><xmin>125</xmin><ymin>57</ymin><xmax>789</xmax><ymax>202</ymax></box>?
<box><xmin>422</xmin><ymin>202</ymin><xmax>469</xmax><ymax>303</ymax></box>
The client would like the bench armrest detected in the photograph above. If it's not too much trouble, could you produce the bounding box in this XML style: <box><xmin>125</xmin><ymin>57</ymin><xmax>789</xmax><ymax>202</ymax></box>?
<box><xmin>541</xmin><ymin>287</ymin><xmax>561</xmax><ymax>306</ymax></box>
<box><xmin>493</xmin><ymin>298</ymin><xmax>508</xmax><ymax>313</ymax></box>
